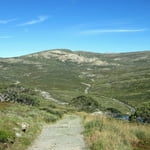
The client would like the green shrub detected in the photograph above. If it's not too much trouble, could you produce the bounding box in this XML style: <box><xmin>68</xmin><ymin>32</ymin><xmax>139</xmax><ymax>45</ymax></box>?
<box><xmin>0</xmin><ymin>85</ymin><xmax>40</xmax><ymax>106</ymax></box>
<box><xmin>0</xmin><ymin>130</ymin><xmax>15</xmax><ymax>143</ymax></box>
<box><xmin>129</xmin><ymin>102</ymin><xmax>150</xmax><ymax>123</ymax></box>
<box><xmin>17</xmin><ymin>94</ymin><xmax>39</xmax><ymax>106</ymax></box>
<box><xmin>70</xmin><ymin>96</ymin><xmax>100</xmax><ymax>112</ymax></box>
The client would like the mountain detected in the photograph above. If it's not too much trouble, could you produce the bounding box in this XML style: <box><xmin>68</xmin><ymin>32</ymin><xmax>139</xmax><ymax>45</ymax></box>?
<box><xmin>0</xmin><ymin>49</ymin><xmax>150</xmax><ymax>114</ymax></box>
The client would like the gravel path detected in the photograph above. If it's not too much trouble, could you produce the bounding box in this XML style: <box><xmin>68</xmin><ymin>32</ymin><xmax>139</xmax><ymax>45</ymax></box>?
<box><xmin>81</xmin><ymin>82</ymin><xmax>91</xmax><ymax>94</ymax></box>
<box><xmin>35</xmin><ymin>89</ymin><xmax>68</xmax><ymax>105</ymax></box>
<box><xmin>28</xmin><ymin>115</ymin><xmax>87</xmax><ymax>150</ymax></box>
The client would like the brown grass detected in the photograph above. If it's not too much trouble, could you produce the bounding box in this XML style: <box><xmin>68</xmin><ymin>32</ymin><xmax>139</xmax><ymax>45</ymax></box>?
<box><xmin>80</xmin><ymin>113</ymin><xmax>150</xmax><ymax>150</ymax></box>
<box><xmin>0</xmin><ymin>102</ymin><xmax>12</xmax><ymax>110</ymax></box>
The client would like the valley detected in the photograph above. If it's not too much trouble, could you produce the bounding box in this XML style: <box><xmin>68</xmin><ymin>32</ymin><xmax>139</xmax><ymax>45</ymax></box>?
<box><xmin>0</xmin><ymin>49</ymin><xmax>150</xmax><ymax>150</ymax></box>
<box><xmin>1</xmin><ymin>49</ymin><xmax>150</xmax><ymax>113</ymax></box>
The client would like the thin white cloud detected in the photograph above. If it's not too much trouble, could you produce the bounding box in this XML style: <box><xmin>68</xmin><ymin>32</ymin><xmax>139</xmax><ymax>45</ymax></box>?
<box><xmin>19</xmin><ymin>16</ymin><xmax>48</xmax><ymax>26</ymax></box>
<box><xmin>0</xmin><ymin>19</ymin><xmax>16</xmax><ymax>24</ymax></box>
<box><xmin>0</xmin><ymin>36</ymin><xmax>13</xmax><ymax>39</ymax></box>
<box><xmin>80</xmin><ymin>29</ymin><xmax>146</xmax><ymax>35</ymax></box>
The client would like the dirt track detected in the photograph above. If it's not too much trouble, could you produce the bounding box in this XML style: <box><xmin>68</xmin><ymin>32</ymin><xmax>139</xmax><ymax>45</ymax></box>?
<box><xmin>28</xmin><ymin>115</ymin><xmax>87</xmax><ymax>150</ymax></box>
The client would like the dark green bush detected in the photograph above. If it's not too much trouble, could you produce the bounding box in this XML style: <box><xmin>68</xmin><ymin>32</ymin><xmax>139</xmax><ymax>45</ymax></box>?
<box><xmin>129</xmin><ymin>102</ymin><xmax>150</xmax><ymax>123</ymax></box>
<box><xmin>70</xmin><ymin>95</ymin><xmax>100</xmax><ymax>112</ymax></box>
<box><xmin>17</xmin><ymin>94</ymin><xmax>39</xmax><ymax>106</ymax></box>
<box><xmin>0</xmin><ymin>84</ymin><xmax>40</xmax><ymax>106</ymax></box>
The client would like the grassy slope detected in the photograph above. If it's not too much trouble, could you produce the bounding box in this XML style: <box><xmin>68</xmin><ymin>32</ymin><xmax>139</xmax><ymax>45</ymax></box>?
<box><xmin>81</xmin><ymin>113</ymin><xmax>150</xmax><ymax>150</ymax></box>
<box><xmin>0</xmin><ymin>49</ymin><xmax>150</xmax><ymax>150</ymax></box>
<box><xmin>0</xmin><ymin>84</ymin><xmax>70</xmax><ymax>150</ymax></box>
<box><xmin>0</xmin><ymin>50</ymin><xmax>150</xmax><ymax>113</ymax></box>
<box><xmin>0</xmin><ymin>102</ymin><xmax>68</xmax><ymax>150</ymax></box>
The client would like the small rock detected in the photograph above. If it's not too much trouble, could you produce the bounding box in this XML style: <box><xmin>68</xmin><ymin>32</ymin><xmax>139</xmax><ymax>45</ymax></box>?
<box><xmin>15</xmin><ymin>132</ymin><xmax>22</xmax><ymax>137</ymax></box>
<box><xmin>21</xmin><ymin>122</ymin><xmax>30</xmax><ymax>132</ymax></box>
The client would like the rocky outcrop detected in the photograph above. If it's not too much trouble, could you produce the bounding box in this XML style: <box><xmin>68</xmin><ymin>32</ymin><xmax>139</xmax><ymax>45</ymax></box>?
<box><xmin>28</xmin><ymin>50</ymin><xmax>108</xmax><ymax>66</ymax></box>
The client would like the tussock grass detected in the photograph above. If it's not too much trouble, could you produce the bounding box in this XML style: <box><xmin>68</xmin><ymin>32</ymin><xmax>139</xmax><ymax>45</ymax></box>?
<box><xmin>81</xmin><ymin>113</ymin><xmax>150</xmax><ymax>150</ymax></box>
<box><xmin>0</xmin><ymin>102</ymin><xmax>66</xmax><ymax>150</ymax></box>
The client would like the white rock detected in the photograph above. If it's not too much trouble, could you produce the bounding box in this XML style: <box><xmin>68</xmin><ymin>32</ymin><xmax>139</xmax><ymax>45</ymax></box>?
<box><xmin>15</xmin><ymin>132</ymin><xmax>22</xmax><ymax>137</ymax></box>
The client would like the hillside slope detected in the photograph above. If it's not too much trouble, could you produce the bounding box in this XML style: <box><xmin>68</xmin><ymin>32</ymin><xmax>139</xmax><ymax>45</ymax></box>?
<box><xmin>0</xmin><ymin>49</ymin><xmax>150</xmax><ymax>114</ymax></box>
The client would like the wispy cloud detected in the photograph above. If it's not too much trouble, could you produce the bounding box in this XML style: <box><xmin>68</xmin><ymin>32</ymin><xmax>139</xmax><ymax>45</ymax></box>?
<box><xmin>80</xmin><ymin>28</ymin><xmax>146</xmax><ymax>35</ymax></box>
<box><xmin>0</xmin><ymin>19</ymin><xmax>16</xmax><ymax>24</ymax></box>
<box><xmin>19</xmin><ymin>16</ymin><xmax>48</xmax><ymax>26</ymax></box>
<box><xmin>0</xmin><ymin>36</ymin><xmax>13</xmax><ymax>39</ymax></box>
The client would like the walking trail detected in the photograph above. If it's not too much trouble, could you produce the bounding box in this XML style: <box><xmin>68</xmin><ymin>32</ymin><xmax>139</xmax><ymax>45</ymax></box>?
<box><xmin>81</xmin><ymin>82</ymin><xmax>91</xmax><ymax>94</ymax></box>
<box><xmin>35</xmin><ymin>89</ymin><xmax>68</xmax><ymax>105</ymax></box>
<box><xmin>112</xmin><ymin>98</ymin><xmax>135</xmax><ymax>113</ymax></box>
<box><xmin>28</xmin><ymin>115</ymin><xmax>87</xmax><ymax>150</ymax></box>
<box><xmin>101</xmin><ymin>95</ymin><xmax>135</xmax><ymax>113</ymax></box>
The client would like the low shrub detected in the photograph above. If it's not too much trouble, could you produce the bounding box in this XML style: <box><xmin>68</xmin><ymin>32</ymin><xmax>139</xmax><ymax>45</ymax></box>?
<box><xmin>17</xmin><ymin>94</ymin><xmax>40</xmax><ymax>106</ymax></box>
<box><xmin>129</xmin><ymin>102</ymin><xmax>150</xmax><ymax>123</ymax></box>
<box><xmin>0</xmin><ymin>130</ymin><xmax>15</xmax><ymax>143</ymax></box>
<box><xmin>70</xmin><ymin>96</ymin><xmax>100</xmax><ymax>112</ymax></box>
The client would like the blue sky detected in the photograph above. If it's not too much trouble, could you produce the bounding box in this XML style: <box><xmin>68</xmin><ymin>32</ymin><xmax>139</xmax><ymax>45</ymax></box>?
<box><xmin>0</xmin><ymin>0</ymin><xmax>150</xmax><ymax>57</ymax></box>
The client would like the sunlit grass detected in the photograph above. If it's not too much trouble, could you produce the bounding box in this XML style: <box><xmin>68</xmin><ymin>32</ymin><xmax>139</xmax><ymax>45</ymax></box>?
<box><xmin>0</xmin><ymin>102</ymin><xmax>66</xmax><ymax>150</ymax></box>
<box><xmin>81</xmin><ymin>113</ymin><xmax>150</xmax><ymax>150</ymax></box>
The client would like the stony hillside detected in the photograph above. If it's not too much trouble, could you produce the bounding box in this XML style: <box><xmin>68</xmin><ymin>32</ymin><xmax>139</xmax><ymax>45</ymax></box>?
<box><xmin>0</xmin><ymin>49</ymin><xmax>150</xmax><ymax>114</ymax></box>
